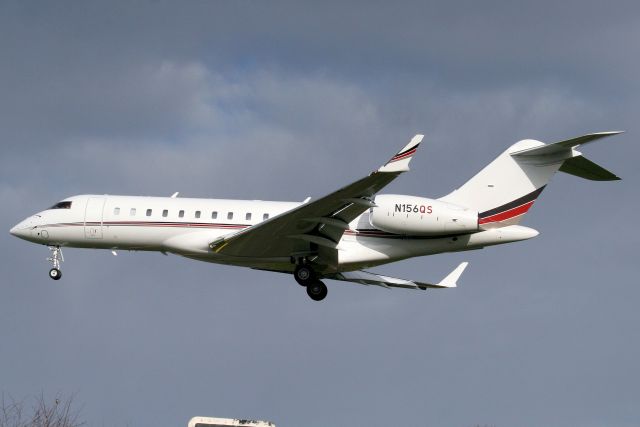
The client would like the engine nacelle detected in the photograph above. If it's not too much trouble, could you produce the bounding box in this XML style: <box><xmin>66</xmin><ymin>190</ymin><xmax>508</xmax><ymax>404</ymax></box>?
<box><xmin>370</xmin><ymin>195</ymin><xmax>479</xmax><ymax>235</ymax></box>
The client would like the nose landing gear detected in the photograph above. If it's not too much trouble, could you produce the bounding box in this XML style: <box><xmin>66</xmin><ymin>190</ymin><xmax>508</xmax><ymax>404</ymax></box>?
<box><xmin>47</xmin><ymin>246</ymin><xmax>63</xmax><ymax>280</ymax></box>
<box><xmin>49</xmin><ymin>268</ymin><xmax>61</xmax><ymax>280</ymax></box>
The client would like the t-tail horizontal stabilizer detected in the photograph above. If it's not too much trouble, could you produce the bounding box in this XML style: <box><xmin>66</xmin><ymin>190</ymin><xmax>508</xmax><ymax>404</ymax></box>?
<box><xmin>511</xmin><ymin>131</ymin><xmax>623</xmax><ymax>181</ymax></box>
<box><xmin>328</xmin><ymin>262</ymin><xmax>468</xmax><ymax>290</ymax></box>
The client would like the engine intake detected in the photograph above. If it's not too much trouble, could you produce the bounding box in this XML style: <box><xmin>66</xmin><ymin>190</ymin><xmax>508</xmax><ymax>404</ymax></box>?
<box><xmin>370</xmin><ymin>195</ymin><xmax>478</xmax><ymax>235</ymax></box>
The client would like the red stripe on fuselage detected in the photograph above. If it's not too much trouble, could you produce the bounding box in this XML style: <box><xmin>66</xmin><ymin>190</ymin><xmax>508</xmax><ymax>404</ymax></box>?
<box><xmin>44</xmin><ymin>221</ymin><xmax>249</xmax><ymax>230</ymax></box>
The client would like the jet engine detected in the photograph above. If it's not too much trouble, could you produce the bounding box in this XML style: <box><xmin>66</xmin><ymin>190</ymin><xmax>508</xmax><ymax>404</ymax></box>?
<box><xmin>370</xmin><ymin>195</ymin><xmax>478</xmax><ymax>235</ymax></box>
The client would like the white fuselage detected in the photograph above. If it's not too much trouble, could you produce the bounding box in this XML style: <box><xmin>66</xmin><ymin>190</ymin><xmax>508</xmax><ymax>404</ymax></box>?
<box><xmin>11</xmin><ymin>194</ymin><xmax>538</xmax><ymax>274</ymax></box>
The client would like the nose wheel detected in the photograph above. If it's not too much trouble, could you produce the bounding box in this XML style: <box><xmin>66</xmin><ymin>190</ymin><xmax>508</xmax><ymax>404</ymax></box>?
<box><xmin>49</xmin><ymin>268</ymin><xmax>62</xmax><ymax>280</ymax></box>
<box><xmin>47</xmin><ymin>246</ymin><xmax>64</xmax><ymax>280</ymax></box>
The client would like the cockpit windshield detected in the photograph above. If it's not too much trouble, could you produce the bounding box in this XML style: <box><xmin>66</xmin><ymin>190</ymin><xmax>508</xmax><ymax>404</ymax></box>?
<box><xmin>49</xmin><ymin>201</ymin><xmax>72</xmax><ymax>210</ymax></box>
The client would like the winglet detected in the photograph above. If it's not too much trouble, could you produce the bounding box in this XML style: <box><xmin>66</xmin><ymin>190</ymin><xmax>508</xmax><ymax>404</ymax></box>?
<box><xmin>378</xmin><ymin>134</ymin><xmax>424</xmax><ymax>173</ymax></box>
<box><xmin>435</xmin><ymin>262</ymin><xmax>469</xmax><ymax>288</ymax></box>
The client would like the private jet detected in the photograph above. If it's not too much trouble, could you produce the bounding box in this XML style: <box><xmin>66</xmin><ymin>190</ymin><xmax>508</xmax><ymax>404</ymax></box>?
<box><xmin>10</xmin><ymin>132</ymin><xmax>622</xmax><ymax>301</ymax></box>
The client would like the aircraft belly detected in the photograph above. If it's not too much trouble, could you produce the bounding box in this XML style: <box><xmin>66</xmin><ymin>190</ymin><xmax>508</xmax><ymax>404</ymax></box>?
<box><xmin>337</xmin><ymin>234</ymin><xmax>470</xmax><ymax>271</ymax></box>
<box><xmin>183</xmin><ymin>253</ymin><xmax>293</xmax><ymax>271</ymax></box>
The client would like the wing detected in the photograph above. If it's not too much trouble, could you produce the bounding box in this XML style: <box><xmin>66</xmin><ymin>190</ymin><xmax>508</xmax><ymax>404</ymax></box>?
<box><xmin>209</xmin><ymin>134</ymin><xmax>424</xmax><ymax>270</ymax></box>
<box><xmin>328</xmin><ymin>262</ymin><xmax>469</xmax><ymax>290</ymax></box>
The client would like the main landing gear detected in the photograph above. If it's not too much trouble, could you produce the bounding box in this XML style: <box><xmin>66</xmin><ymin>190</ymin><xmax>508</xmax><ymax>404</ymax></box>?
<box><xmin>294</xmin><ymin>264</ymin><xmax>314</xmax><ymax>286</ymax></box>
<box><xmin>306</xmin><ymin>280</ymin><xmax>328</xmax><ymax>301</ymax></box>
<box><xmin>47</xmin><ymin>246</ymin><xmax>63</xmax><ymax>280</ymax></box>
<box><xmin>294</xmin><ymin>264</ymin><xmax>328</xmax><ymax>301</ymax></box>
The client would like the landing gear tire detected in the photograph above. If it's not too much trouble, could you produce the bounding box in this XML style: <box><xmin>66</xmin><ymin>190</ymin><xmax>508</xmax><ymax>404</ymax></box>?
<box><xmin>47</xmin><ymin>246</ymin><xmax>64</xmax><ymax>280</ymax></box>
<box><xmin>294</xmin><ymin>264</ymin><xmax>314</xmax><ymax>286</ymax></box>
<box><xmin>306</xmin><ymin>281</ymin><xmax>328</xmax><ymax>301</ymax></box>
<box><xmin>49</xmin><ymin>268</ymin><xmax>62</xmax><ymax>280</ymax></box>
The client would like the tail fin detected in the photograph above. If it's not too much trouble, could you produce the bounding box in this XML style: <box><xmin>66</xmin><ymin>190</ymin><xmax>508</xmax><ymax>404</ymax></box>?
<box><xmin>439</xmin><ymin>131</ymin><xmax>622</xmax><ymax>228</ymax></box>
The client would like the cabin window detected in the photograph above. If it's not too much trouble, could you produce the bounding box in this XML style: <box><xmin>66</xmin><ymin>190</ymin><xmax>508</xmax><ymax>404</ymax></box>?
<box><xmin>211</xmin><ymin>211</ymin><xmax>218</xmax><ymax>220</ymax></box>
<box><xmin>146</xmin><ymin>209</ymin><xmax>152</xmax><ymax>217</ymax></box>
<box><xmin>195</xmin><ymin>211</ymin><xmax>201</xmax><ymax>219</ymax></box>
<box><xmin>178</xmin><ymin>210</ymin><xmax>184</xmax><ymax>218</ymax></box>
<box><xmin>245</xmin><ymin>213</ymin><xmax>252</xmax><ymax>221</ymax></box>
<box><xmin>263</xmin><ymin>213</ymin><xmax>269</xmax><ymax>220</ymax></box>
<box><xmin>227</xmin><ymin>212</ymin><xmax>234</xmax><ymax>220</ymax></box>
<box><xmin>114</xmin><ymin>207</ymin><xmax>120</xmax><ymax>215</ymax></box>
<box><xmin>49</xmin><ymin>201</ymin><xmax>72</xmax><ymax>210</ymax></box>
<box><xmin>130</xmin><ymin>208</ymin><xmax>136</xmax><ymax>216</ymax></box>
<box><xmin>162</xmin><ymin>209</ymin><xmax>168</xmax><ymax>218</ymax></box>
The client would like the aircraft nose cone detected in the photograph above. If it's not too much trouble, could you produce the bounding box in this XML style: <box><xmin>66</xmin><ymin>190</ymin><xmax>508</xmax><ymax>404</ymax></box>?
<box><xmin>9</xmin><ymin>224</ymin><xmax>24</xmax><ymax>238</ymax></box>
<box><xmin>9</xmin><ymin>220</ymin><xmax>32</xmax><ymax>239</ymax></box>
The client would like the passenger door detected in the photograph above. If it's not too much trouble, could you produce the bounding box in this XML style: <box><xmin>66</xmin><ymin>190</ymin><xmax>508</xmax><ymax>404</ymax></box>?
<box><xmin>84</xmin><ymin>197</ymin><xmax>105</xmax><ymax>239</ymax></box>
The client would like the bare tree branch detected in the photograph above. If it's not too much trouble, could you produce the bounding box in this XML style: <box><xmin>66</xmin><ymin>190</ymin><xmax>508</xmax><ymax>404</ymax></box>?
<box><xmin>0</xmin><ymin>393</ymin><xmax>83</xmax><ymax>427</ymax></box>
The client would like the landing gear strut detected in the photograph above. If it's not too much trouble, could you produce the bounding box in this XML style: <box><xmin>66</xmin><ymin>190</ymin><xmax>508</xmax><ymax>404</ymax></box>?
<box><xmin>306</xmin><ymin>281</ymin><xmax>328</xmax><ymax>301</ymax></box>
<box><xmin>47</xmin><ymin>246</ymin><xmax>63</xmax><ymax>280</ymax></box>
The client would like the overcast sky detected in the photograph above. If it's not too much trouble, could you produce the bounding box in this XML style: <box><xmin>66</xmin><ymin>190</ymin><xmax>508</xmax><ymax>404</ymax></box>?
<box><xmin>1</xmin><ymin>1</ymin><xmax>639</xmax><ymax>426</ymax></box>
